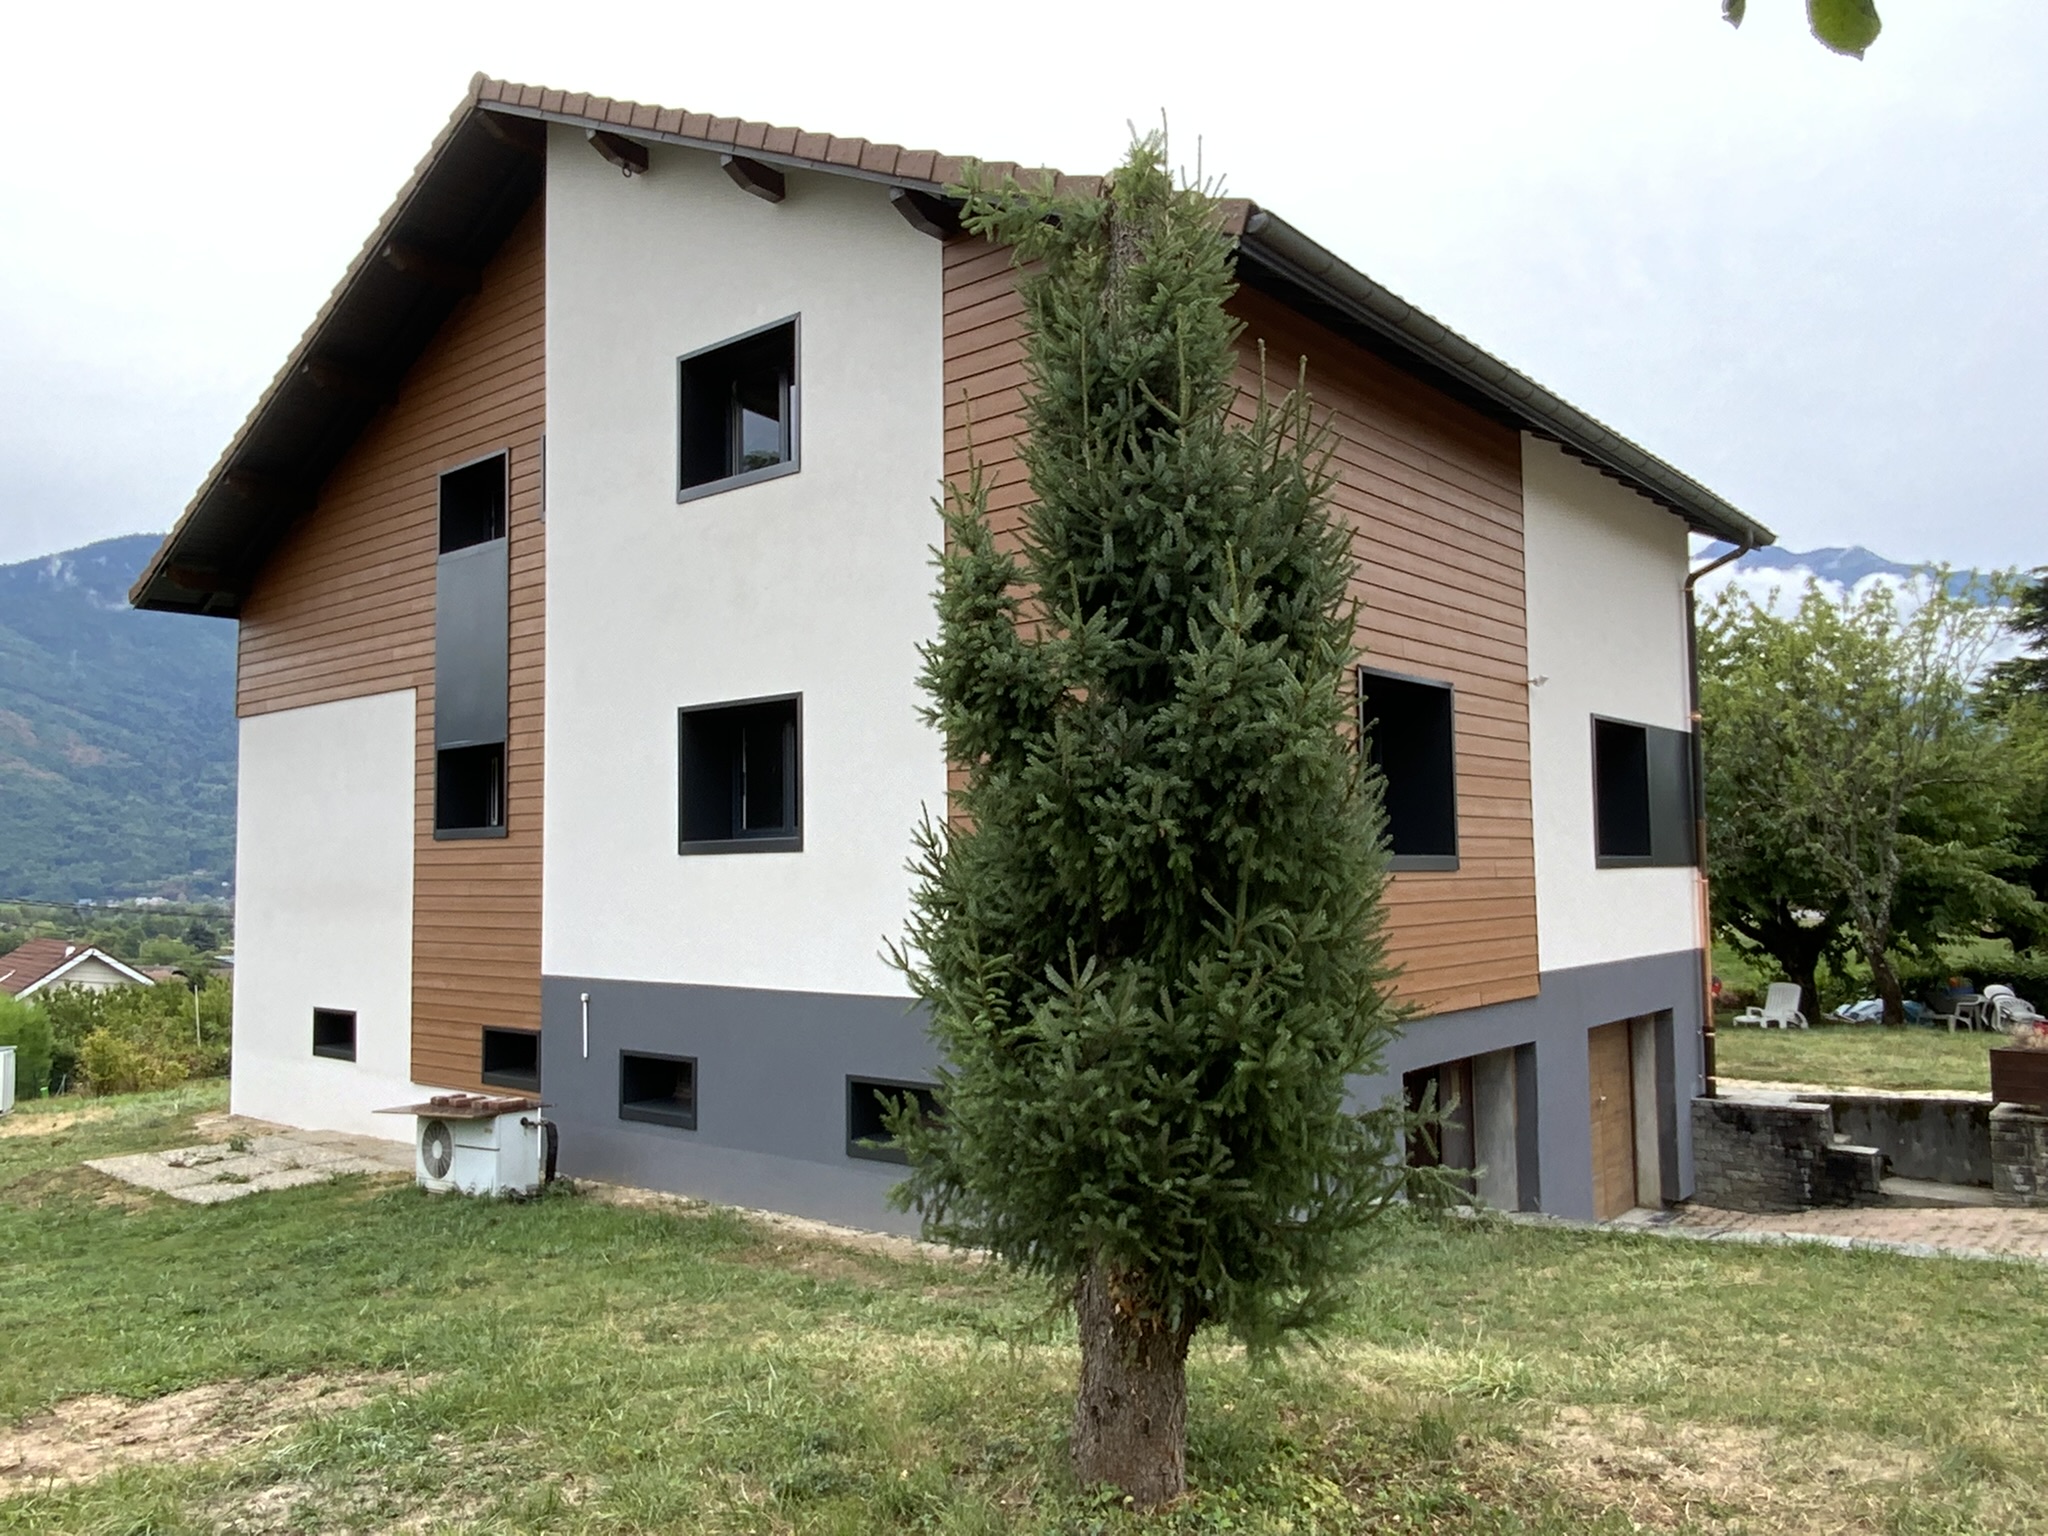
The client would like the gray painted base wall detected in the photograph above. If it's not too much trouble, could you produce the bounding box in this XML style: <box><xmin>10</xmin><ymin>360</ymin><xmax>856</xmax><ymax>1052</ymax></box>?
<box><xmin>540</xmin><ymin>947</ymin><xmax>1704</xmax><ymax>1232</ymax></box>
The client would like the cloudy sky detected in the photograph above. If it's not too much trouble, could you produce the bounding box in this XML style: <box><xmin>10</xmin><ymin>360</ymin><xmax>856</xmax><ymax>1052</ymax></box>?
<box><xmin>2</xmin><ymin>0</ymin><xmax>2041</xmax><ymax>570</ymax></box>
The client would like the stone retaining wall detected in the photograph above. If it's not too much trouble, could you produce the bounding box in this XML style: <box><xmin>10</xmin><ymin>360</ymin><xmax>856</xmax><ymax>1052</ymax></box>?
<box><xmin>1991</xmin><ymin>1106</ymin><xmax>2048</xmax><ymax>1209</ymax></box>
<box><xmin>1691</xmin><ymin>1094</ymin><xmax>1885</xmax><ymax>1212</ymax></box>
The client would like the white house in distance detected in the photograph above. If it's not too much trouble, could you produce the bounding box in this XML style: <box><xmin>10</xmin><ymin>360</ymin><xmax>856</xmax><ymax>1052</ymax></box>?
<box><xmin>133</xmin><ymin>77</ymin><xmax>1774</xmax><ymax>1228</ymax></box>
<box><xmin>0</xmin><ymin>939</ymin><xmax>152</xmax><ymax>1000</ymax></box>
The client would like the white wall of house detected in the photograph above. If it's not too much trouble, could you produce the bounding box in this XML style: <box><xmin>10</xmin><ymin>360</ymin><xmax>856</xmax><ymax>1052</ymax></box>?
<box><xmin>232</xmin><ymin>689</ymin><xmax>418</xmax><ymax>1138</ymax></box>
<box><xmin>1522</xmin><ymin>436</ymin><xmax>1699</xmax><ymax>975</ymax></box>
<box><xmin>542</xmin><ymin>131</ymin><xmax>948</xmax><ymax>996</ymax></box>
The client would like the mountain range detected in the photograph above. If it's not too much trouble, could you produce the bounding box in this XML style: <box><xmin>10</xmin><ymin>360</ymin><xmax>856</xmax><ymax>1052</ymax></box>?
<box><xmin>0</xmin><ymin>534</ymin><xmax>236</xmax><ymax>903</ymax></box>
<box><xmin>0</xmin><ymin>534</ymin><xmax>1982</xmax><ymax>905</ymax></box>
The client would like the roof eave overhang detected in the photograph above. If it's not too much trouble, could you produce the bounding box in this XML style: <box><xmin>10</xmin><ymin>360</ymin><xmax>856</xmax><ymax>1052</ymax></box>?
<box><xmin>1234</xmin><ymin>208</ymin><xmax>1774</xmax><ymax>550</ymax></box>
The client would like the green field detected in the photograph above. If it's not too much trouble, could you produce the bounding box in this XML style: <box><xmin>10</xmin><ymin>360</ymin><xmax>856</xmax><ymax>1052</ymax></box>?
<box><xmin>1715</xmin><ymin>1020</ymin><xmax>1998</xmax><ymax>1092</ymax></box>
<box><xmin>4</xmin><ymin>1085</ymin><xmax>2046</xmax><ymax>1533</ymax></box>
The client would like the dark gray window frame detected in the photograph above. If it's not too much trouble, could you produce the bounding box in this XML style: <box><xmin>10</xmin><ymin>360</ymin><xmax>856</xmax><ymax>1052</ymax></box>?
<box><xmin>312</xmin><ymin>1008</ymin><xmax>357</xmax><ymax>1062</ymax></box>
<box><xmin>846</xmin><ymin>1075</ymin><xmax>940</xmax><ymax>1165</ymax></box>
<box><xmin>434</xmin><ymin>448</ymin><xmax>511</xmax><ymax>841</ymax></box>
<box><xmin>1590</xmin><ymin>714</ymin><xmax>1697</xmax><ymax>869</ymax></box>
<box><xmin>1358</xmin><ymin>664</ymin><xmax>1460</xmax><ymax>873</ymax></box>
<box><xmin>433</xmin><ymin>743</ymin><xmax>509</xmax><ymax>842</ymax></box>
<box><xmin>480</xmin><ymin>1026</ymin><xmax>541</xmax><ymax>1092</ymax></box>
<box><xmin>437</xmin><ymin>449</ymin><xmax>510</xmax><ymax>552</ymax></box>
<box><xmin>677</xmin><ymin>692</ymin><xmax>804</xmax><ymax>856</ymax></box>
<box><xmin>676</xmin><ymin>314</ymin><xmax>802</xmax><ymax>504</ymax></box>
<box><xmin>619</xmin><ymin>1050</ymin><xmax>698</xmax><ymax>1130</ymax></box>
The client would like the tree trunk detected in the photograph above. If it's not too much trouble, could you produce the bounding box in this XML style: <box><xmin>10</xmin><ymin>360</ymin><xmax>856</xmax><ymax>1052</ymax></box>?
<box><xmin>1071</xmin><ymin>1257</ymin><xmax>1195</xmax><ymax>1509</ymax></box>
<box><xmin>1791</xmin><ymin>954</ymin><xmax>1823</xmax><ymax>1031</ymax></box>
<box><xmin>1868</xmin><ymin>946</ymin><xmax>1907</xmax><ymax>1028</ymax></box>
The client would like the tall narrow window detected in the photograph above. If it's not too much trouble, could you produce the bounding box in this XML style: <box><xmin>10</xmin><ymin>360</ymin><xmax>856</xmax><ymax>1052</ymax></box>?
<box><xmin>678</xmin><ymin>695</ymin><xmax>802</xmax><ymax>853</ymax></box>
<box><xmin>678</xmin><ymin>319</ymin><xmax>799</xmax><ymax>500</ymax></box>
<box><xmin>1358</xmin><ymin>668</ymin><xmax>1458</xmax><ymax>870</ymax></box>
<box><xmin>435</xmin><ymin>452</ymin><xmax>510</xmax><ymax>838</ymax></box>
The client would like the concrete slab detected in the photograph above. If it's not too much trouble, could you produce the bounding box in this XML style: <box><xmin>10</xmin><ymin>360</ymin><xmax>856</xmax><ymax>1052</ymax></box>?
<box><xmin>86</xmin><ymin>1125</ymin><xmax>411</xmax><ymax>1204</ymax></box>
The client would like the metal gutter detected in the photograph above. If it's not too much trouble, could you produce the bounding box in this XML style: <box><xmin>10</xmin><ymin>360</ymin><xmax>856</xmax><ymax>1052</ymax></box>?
<box><xmin>1236</xmin><ymin>208</ymin><xmax>1775</xmax><ymax>551</ymax></box>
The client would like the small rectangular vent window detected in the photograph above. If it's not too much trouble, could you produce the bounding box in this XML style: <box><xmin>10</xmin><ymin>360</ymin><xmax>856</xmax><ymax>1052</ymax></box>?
<box><xmin>480</xmin><ymin>1027</ymin><xmax>540</xmax><ymax>1093</ymax></box>
<box><xmin>312</xmin><ymin>1008</ymin><xmax>357</xmax><ymax>1062</ymax></box>
<box><xmin>678</xmin><ymin>319</ymin><xmax>799</xmax><ymax>499</ymax></box>
<box><xmin>620</xmin><ymin>1052</ymin><xmax>697</xmax><ymax>1130</ymax></box>
<box><xmin>436</xmin><ymin>743</ymin><xmax>505</xmax><ymax>835</ymax></box>
<box><xmin>1359</xmin><ymin>669</ymin><xmax>1459</xmax><ymax>870</ymax></box>
<box><xmin>678</xmin><ymin>695</ymin><xmax>801</xmax><ymax>853</ymax></box>
<box><xmin>846</xmin><ymin>1076</ymin><xmax>940</xmax><ymax>1164</ymax></box>
<box><xmin>439</xmin><ymin>454</ymin><xmax>508</xmax><ymax>552</ymax></box>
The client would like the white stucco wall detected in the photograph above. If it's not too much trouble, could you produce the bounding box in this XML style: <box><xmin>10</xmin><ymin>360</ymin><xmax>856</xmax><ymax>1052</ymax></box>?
<box><xmin>232</xmin><ymin>689</ymin><xmax>418</xmax><ymax>1138</ymax></box>
<box><xmin>1522</xmin><ymin>436</ymin><xmax>1699</xmax><ymax>974</ymax></box>
<box><xmin>543</xmin><ymin>130</ymin><xmax>948</xmax><ymax>994</ymax></box>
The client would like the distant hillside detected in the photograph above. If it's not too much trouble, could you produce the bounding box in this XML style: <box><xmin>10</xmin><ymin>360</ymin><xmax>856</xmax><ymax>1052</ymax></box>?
<box><xmin>0</xmin><ymin>535</ymin><xmax>236</xmax><ymax>902</ymax></box>
<box><xmin>1736</xmin><ymin>544</ymin><xmax>1921</xmax><ymax>586</ymax></box>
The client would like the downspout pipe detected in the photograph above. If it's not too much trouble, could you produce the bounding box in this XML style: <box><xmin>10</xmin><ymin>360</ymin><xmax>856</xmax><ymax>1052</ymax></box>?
<box><xmin>1683</xmin><ymin>540</ymin><xmax>1751</xmax><ymax>1099</ymax></box>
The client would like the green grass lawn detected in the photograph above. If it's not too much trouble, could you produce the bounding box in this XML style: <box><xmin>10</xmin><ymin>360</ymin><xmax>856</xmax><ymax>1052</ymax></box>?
<box><xmin>5</xmin><ymin>1086</ymin><xmax>2047</xmax><ymax>1533</ymax></box>
<box><xmin>1714</xmin><ymin>1020</ymin><xmax>1999</xmax><ymax>1093</ymax></box>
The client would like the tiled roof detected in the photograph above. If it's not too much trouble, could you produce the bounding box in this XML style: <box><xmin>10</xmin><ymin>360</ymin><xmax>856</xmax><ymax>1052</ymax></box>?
<box><xmin>0</xmin><ymin>939</ymin><xmax>150</xmax><ymax>997</ymax></box>
<box><xmin>130</xmin><ymin>75</ymin><xmax>1769</xmax><ymax>618</ymax></box>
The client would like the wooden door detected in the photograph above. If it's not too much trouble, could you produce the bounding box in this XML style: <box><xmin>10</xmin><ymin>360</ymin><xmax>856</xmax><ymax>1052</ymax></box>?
<box><xmin>1588</xmin><ymin>1021</ymin><xmax>1638</xmax><ymax>1220</ymax></box>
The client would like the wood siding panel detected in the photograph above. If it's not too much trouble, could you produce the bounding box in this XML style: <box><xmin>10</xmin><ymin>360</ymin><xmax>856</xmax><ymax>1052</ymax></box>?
<box><xmin>235</xmin><ymin>199</ymin><xmax>547</xmax><ymax>1092</ymax></box>
<box><xmin>940</xmin><ymin>240</ymin><xmax>1540</xmax><ymax>1016</ymax></box>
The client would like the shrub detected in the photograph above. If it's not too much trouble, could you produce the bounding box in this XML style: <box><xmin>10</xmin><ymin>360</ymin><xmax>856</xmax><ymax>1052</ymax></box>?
<box><xmin>76</xmin><ymin>1027</ymin><xmax>189</xmax><ymax>1096</ymax></box>
<box><xmin>0</xmin><ymin>994</ymin><xmax>54</xmax><ymax>1099</ymax></box>
<box><xmin>39</xmin><ymin>974</ymin><xmax>231</xmax><ymax>1092</ymax></box>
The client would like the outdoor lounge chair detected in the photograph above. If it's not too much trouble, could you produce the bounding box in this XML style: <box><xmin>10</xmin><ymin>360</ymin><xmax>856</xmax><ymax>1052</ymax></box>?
<box><xmin>1733</xmin><ymin>982</ymin><xmax>1808</xmax><ymax>1029</ymax></box>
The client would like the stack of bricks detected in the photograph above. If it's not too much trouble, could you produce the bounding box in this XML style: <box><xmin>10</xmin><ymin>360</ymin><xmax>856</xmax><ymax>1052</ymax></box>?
<box><xmin>1990</xmin><ymin>1105</ymin><xmax>2048</xmax><ymax>1208</ymax></box>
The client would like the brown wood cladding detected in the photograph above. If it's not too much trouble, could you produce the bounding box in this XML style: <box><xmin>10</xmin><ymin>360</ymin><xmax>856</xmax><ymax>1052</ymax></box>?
<box><xmin>235</xmin><ymin>199</ymin><xmax>546</xmax><ymax>1090</ymax></box>
<box><xmin>941</xmin><ymin>240</ymin><xmax>1539</xmax><ymax>1015</ymax></box>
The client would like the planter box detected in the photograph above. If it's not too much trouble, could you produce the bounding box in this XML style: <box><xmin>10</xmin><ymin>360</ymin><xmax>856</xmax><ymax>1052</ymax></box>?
<box><xmin>1990</xmin><ymin>1047</ymin><xmax>2048</xmax><ymax>1112</ymax></box>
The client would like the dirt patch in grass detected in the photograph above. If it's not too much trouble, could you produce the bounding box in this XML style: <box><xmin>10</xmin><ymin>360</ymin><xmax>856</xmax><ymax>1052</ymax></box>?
<box><xmin>0</xmin><ymin>1106</ymin><xmax>112</xmax><ymax>1140</ymax></box>
<box><xmin>1</xmin><ymin>1373</ymin><xmax>409</xmax><ymax>1492</ymax></box>
<box><xmin>0</xmin><ymin>1163</ymin><xmax>157</xmax><ymax>1212</ymax></box>
<box><xmin>1521</xmin><ymin>1405</ymin><xmax>1928</xmax><ymax>1532</ymax></box>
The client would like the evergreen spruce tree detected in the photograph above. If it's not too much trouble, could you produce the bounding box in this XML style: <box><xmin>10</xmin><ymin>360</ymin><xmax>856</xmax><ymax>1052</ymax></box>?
<box><xmin>892</xmin><ymin>138</ymin><xmax>1415</xmax><ymax>1506</ymax></box>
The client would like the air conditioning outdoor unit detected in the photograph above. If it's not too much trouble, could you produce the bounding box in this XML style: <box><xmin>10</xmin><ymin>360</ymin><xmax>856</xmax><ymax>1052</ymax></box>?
<box><xmin>376</xmin><ymin>1093</ymin><xmax>554</xmax><ymax>1196</ymax></box>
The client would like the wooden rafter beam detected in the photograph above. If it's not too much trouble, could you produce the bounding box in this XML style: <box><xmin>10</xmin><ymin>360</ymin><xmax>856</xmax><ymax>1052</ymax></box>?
<box><xmin>890</xmin><ymin>188</ymin><xmax>959</xmax><ymax>240</ymax></box>
<box><xmin>720</xmin><ymin>154</ymin><xmax>786</xmax><ymax>203</ymax></box>
<box><xmin>586</xmin><ymin>129</ymin><xmax>649</xmax><ymax>177</ymax></box>
<box><xmin>379</xmin><ymin>239</ymin><xmax>481</xmax><ymax>293</ymax></box>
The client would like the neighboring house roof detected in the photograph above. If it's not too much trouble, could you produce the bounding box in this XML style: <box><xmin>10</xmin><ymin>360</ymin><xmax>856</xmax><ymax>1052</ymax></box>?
<box><xmin>131</xmin><ymin>75</ymin><xmax>1773</xmax><ymax>619</ymax></box>
<box><xmin>0</xmin><ymin>939</ymin><xmax>153</xmax><ymax>999</ymax></box>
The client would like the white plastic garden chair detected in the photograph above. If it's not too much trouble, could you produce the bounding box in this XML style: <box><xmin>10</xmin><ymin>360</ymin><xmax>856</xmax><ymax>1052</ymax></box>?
<box><xmin>1733</xmin><ymin>982</ymin><xmax>1808</xmax><ymax>1030</ymax></box>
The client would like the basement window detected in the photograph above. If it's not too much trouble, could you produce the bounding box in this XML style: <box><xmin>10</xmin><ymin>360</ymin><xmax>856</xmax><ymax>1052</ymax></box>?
<box><xmin>1359</xmin><ymin>668</ymin><xmax>1459</xmax><ymax>870</ymax></box>
<box><xmin>312</xmin><ymin>1008</ymin><xmax>357</xmax><ymax>1062</ymax></box>
<box><xmin>436</xmin><ymin>743</ymin><xmax>506</xmax><ymax>837</ymax></box>
<box><xmin>678</xmin><ymin>318</ymin><xmax>799</xmax><ymax>500</ymax></box>
<box><xmin>846</xmin><ymin>1076</ymin><xmax>941</xmax><ymax>1164</ymax></box>
<box><xmin>620</xmin><ymin>1052</ymin><xmax>697</xmax><ymax>1130</ymax></box>
<box><xmin>439</xmin><ymin>453</ymin><xmax>508</xmax><ymax>552</ymax></box>
<box><xmin>480</xmin><ymin>1027</ymin><xmax>540</xmax><ymax>1093</ymax></box>
<box><xmin>678</xmin><ymin>695</ymin><xmax>801</xmax><ymax>853</ymax></box>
